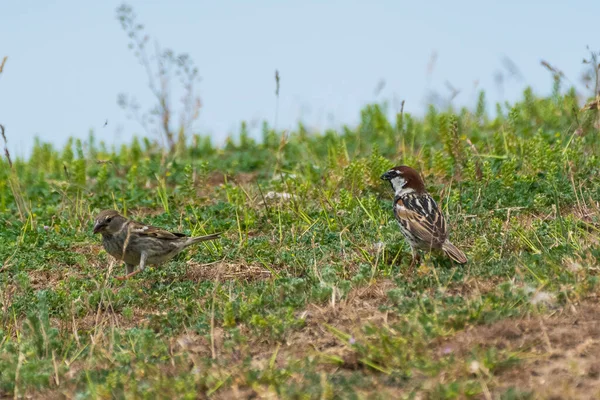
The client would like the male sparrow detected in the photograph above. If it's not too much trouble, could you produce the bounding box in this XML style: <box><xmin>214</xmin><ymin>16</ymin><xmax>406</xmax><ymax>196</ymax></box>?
<box><xmin>381</xmin><ymin>166</ymin><xmax>467</xmax><ymax>272</ymax></box>
<box><xmin>93</xmin><ymin>209</ymin><xmax>221</xmax><ymax>280</ymax></box>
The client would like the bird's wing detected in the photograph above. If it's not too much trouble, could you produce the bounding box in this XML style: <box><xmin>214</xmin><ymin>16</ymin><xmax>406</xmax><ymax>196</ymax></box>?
<box><xmin>394</xmin><ymin>194</ymin><xmax>447</xmax><ymax>245</ymax></box>
<box><xmin>128</xmin><ymin>221</ymin><xmax>187</xmax><ymax>240</ymax></box>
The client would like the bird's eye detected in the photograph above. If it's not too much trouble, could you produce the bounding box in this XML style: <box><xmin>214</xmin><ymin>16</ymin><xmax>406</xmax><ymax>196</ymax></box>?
<box><xmin>106</xmin><ymin>217</ymin><xmax>112</xmax><ymax>223</ymax></box>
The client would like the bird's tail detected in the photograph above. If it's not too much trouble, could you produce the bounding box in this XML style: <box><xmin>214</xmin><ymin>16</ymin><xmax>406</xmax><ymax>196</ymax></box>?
<box><xmin>442</xmin><ymin>240</ymin><xmax>467</xmax><ymax>264</ymax></box>
<box><xmin>188</xmin><ymin>233</ymin><xmax>221</xmax><ymax>245</ymax></box>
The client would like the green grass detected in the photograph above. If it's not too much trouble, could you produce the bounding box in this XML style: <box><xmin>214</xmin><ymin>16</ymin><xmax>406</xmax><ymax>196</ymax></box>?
<box><xmin>1</xmin><ymin>86</ymin><xmax>600</xmax><ymax>398</ymax></box>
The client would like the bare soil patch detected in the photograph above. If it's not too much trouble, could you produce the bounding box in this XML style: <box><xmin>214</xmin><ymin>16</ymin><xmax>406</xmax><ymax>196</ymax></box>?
<box><xmin>200</xmin><ymin>281</ymin><xmax>600</xmax><ymax>398</ymax></box>
<box><xmin>437</xmin><ymin>298</ymin><xmax>600</xmax><ymax>399</ymax></box>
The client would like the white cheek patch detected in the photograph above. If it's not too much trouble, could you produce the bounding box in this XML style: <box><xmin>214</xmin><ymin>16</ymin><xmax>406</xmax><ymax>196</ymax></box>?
<box><xmin>391</xmin><ymin>176</ymin><xmax>416</xmax><ymax>197</ymax></box>
<box><xmin>390</xmin><ymin>176</ymin><xmax>406</xmax><ymax>190</ymax></box>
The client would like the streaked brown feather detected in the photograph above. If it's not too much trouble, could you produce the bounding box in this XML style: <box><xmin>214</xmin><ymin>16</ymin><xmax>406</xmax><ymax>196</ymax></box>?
<box><xmin>128</xmin><ymin>221</ymin><xmax>188</xmax><ymax>240</ymax></box>
<box><xmin>394</xmin><ymin>194</ymin><xmax>447</xmax><ymax>249</ymax></box>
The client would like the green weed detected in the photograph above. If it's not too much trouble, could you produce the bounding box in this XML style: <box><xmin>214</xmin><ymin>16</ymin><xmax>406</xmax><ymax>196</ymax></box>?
<box><xmin>1</xmin><ymin>82</ymin><xmax>600</xmax><ymax>398</ymax></box>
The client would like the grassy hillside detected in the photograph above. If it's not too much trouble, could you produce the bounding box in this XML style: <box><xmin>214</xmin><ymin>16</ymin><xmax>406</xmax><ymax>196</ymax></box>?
<box><xmin>1</xmin><ymin>87</ymin><xmax>600</xmax><ymax>399</ymax></box>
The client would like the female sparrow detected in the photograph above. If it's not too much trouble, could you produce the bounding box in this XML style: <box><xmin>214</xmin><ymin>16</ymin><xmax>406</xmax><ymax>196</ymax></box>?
<box><xmin>93</xmin><ymin>210</ymin><xmax>221</xmax><ymax>280</ymax></box>
<box><xmin>381</xmin><ymin>166</ymin><xmax>467</xmax><ymax>272</ymax></box>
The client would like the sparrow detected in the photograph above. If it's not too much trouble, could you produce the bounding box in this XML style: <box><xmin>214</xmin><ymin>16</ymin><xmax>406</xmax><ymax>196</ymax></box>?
<box><xmin>92</xmin><ymin>209</ymin><xmax>221</xmax><ymax>280</ymax></box>
<box><xmin>381</xmin><ymin>166</ymin><xmax>467</xmax><ymax>272</ymax></box>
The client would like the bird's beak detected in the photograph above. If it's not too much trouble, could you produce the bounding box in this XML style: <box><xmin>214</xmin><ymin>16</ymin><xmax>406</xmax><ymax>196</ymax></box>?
<box><xmin>381</xmin><ymin>171</ymin><xmax>392</xmax><ymax>181</ymax></box>
<box><xmin>93</xmin><ymin>221</ymin><xmax>104</xmax><ymax>234</ymax></box>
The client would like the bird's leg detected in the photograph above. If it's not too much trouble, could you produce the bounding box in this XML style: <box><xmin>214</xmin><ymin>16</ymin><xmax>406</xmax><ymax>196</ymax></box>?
<box><xmin>116</xmin><ymin>253</ymin><xmax>146</xmax><ymax>281</ymax></box>
<box><xmin>116</xmin><ymin>269</ymin><xmax>141</xmax><ymax>280</ymax></box>
<box><xmin>125</xmin><ymin>263</ymin><xmax>135</xmax><ymax>274</ymax></box>
<box><xmin>139</xmin><ymin>252</ymin><xmax>147</xmax><ymax>272</ymax></box>
<box><xmin>407</xmin><ymin>249</ymin><xmax>421</xmax><ymax>275</ymax></box>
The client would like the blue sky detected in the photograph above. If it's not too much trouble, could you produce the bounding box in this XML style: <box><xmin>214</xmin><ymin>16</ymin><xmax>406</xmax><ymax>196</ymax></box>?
<box><xmin>1</xmin><ymin>0</ymin><xmax>598</xmax><ymax>157</ymax></box>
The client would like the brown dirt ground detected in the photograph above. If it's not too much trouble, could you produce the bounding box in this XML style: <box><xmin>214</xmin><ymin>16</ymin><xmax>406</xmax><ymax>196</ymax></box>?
<box><xmin>205</xmin><ymin>282</ymin><xmax>600</xmax><ymax>399</ymax></box>
<box><xmin>436</xmin><ymin>297</ymin><xmax>600</xmax><ymax>399</ymax></box>
<box><xmin>17</xmin><ymin>262</ymin><xmax>600</xmax><ymax>399</ymax></box>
